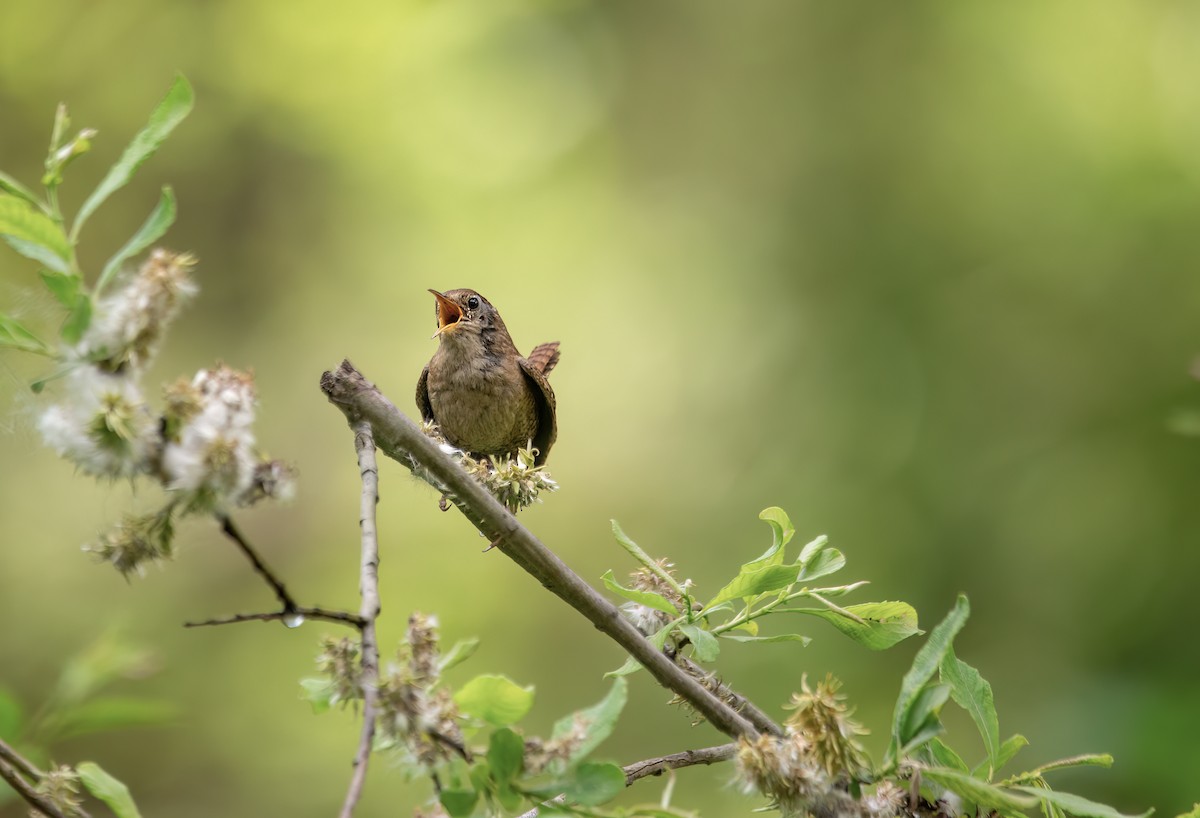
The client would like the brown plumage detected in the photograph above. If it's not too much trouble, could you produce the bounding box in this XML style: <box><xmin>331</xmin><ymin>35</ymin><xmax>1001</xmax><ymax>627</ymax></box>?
<box><xmin>416</xmin><ymin>289</ymin><xmax>559</xmax><ymax>466</ymax></box>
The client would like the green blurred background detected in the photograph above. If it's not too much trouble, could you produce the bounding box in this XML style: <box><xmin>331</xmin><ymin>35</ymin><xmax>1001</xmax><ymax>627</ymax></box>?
<box><xmin>3</xmin><ymin>1</ymin><xmax>1200</xmax><ymax>815</ymax></box>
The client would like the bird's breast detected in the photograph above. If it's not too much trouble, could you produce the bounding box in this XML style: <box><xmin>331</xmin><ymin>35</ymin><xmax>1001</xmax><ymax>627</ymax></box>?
<box><xmin>426</xmin><ymin>353</ymin><xmax>538</xmax><ymax>456</ymax></box>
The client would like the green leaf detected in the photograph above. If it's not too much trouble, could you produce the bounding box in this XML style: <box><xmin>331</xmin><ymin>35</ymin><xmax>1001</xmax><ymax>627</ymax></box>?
<box><xmin>549</xmin><ymin>678</ymin><xmax>627</xmax><ymax>765</ymax></box>
<box><xmin>96</xmin><ymin>185</ymin><xmax>177</xmax><ymax>295</ymax></box>
<box><xmin>789</xmin><ymin>601</ymin><xmax>920</xmax><ymax>650</ymax></box>
<box><xmin>940</xmin><ymin>646</ymin><xmax>1000</xmax><ymax>778</ymax></box>
<box><xmin>298</xmin><ymin>678</ymin><xmax>334</xmax><ymax>714</ymax></box>
<box><xmin>720</xmin><ymin>632</ymin><xmax>812</xmax><ymax>646</ymax></box>
<box><xmin>797</xmin><ymin>547</ymin><xmax>845</xmax><ymax>582</ymax></box>
<box><xmin>77</xmin><ymin>761</ymin><xmax>143</xmax><ymax>818</ymax></box>
<box><xmin>606</xmin><ymin>623</ymin><xmax>672</xmax><ymax>678</ymax></box>
<box><xmin>55</xmin><ymin>631</ymin><xmax>157</xmax><ymax>705</ymax></box>
<box><xmin>678</xmin><ymin>623</ymin><xmax>720</xmax><ymax>662</ymax></box>
<box><xmin>1004</xmin><ymin>754</ymin><xmax>1115</xmax><ymax>784</ymax></box>
<box><xmin>602</xmin><ymin>569</ymin><xmax>680</xmax><ymax>615</ymax></box>
<box><xmin>72</xmin><ymin>75</ymin><xmax>194</xmax><ymax>242</ymax></box>
<box><xmin>60</xmin><ymin>293</ymin><xmax>92</xmax><ymax>343</ymax></box>
<box><xmin>0</xmin><ymin>313</ymin><xmax>53</xmax><ymax>356</ymax></box>
<box><xmin>0</xmin><ymin>170</ymin><xmax>42</xmax><ymax>207</ymax></box>
<box><xmin>0</xmin><ymin>687</ymin><xmax>23</xmax><ymax>740</ymax></box>
<box><xmin>707</xmin><ymin>563</ymin><xmax>801</xmax><ymax>608</ymax></box>
<box><xmin>923</xmin><ymin>767</ymin><xmax>1037</xmax><ymax>812</ymax></box>
<box><xmin>901</xmin><ymin>683</ymin><xmax>950</xmax><ymax>750</ymax></box>
<box><xmin>41</xmin><ymin>697</ymin><xmax>174</xmax><ymax>741</ymax></box>
<box><xmin>561</xmin><ymin>761</ymin><xmax>626</xmax><ymax>806</ymax></box>
<box><xmin>438</xmin><ymin>637</ymin><xmax>480</xmax><ymax>674</ymax></box>
<box><xmin>4</xmin><ymin>235</ymin><xmax>71</xmax><ymax>275</ymax></box>
<box><xmin>1175</xmin><ymin>804</ymin><xmax>1200</xmax><ymax>818</ymax></box>
<box><xmin>927</xmin><ymin>737</ymin><xmax>969</xmax><ymax>773</ymax></box>
<box><xmin>454</xmin><ymin>674</ymin><xmax>534</xmax><ymax>726</ymax></box>
<box><xmin>39</xmin><ymin>270</ymin><xmax>81</xmax><ymax>306</ymax></box>
<box><xmin>978</xmin><ymin>733</ymin><xmax>1028</xmax><ymax>779</ymax></box>
<box><xmin>889</xmin><ymin>594</ymin><xmax>970</xmax><ymax>765</ymax></box>
<box><xmin>488</xmin><ymin>727</ymin><xmax>525</xmax><ymax>783</ymax></box>
<box><xmin>1013</xmin><ymin>786</ymin><xmax>1153</xmax><ymax>818</ymax></box>
<box><xmin>438</xmin><ymin>788</ymin><xmax>479</xmax><ymax>818</ymax></box>
<box><xmin>756</xmin><ymin>507</ymin><xmax>795</xmax><ymax>565</ymax></box>
<box><xmin>0</xmin><ymin>196</ymin><xmax>71</xmax><ymax>265</ymax></box>
<box><xmin>798</xmin><ymin>533</ymin><xmax>829</xmax><ymax>565</ymax></box>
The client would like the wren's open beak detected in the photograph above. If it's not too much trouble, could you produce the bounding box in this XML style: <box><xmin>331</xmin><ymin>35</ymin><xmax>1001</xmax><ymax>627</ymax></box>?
<box><xmin>429</xmin><ymin>289</ymin><xmax>463</xmax><ymax>338</ymax></box>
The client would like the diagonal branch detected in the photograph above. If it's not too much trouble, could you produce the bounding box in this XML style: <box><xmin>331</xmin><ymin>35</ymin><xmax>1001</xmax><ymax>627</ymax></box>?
<box><xmin>217</xmin><ymin>514</ymin><xmax>298</xmax><ymax>613</ymax></box>
<box><xmin>320</xmin><ymin>360</ymin><xmax>780</xmax><ymax>742</ymax></box>
<box><xmin>0</xmin><ymin>738</ymin><xmax>90</xmax><ymax>818</ymax></box>
<box><xmin>337</xmin><ymin>420</ymin><xmax>383</xmax><ymax>818</ymax></box>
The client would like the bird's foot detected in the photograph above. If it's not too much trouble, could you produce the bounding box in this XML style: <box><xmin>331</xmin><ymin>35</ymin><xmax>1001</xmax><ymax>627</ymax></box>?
<box><xmin>438</xmin><ymin>494</ymin><xmax>452</xmax><ymax>512</ymax></box>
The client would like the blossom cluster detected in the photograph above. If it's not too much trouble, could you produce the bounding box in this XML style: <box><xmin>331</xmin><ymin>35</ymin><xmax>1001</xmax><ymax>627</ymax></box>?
<box><xmin>418</xmin><ymin>421</ymin><xmax>558</xmax><ymax>513</ymax></box>
<box><xmin>36</xmin><ymin>250</ymin><xmax>294</xmax><ymax>577</ymax></box>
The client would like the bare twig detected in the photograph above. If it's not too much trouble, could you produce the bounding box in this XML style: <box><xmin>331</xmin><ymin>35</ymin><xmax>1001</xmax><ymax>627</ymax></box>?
<box><xmin>674</xmin><ymin>654</ymin><xmax>782</xmax><ymax>738</ymax></box>
<box><xmin>337</xmin><ymin>421</ymin><xmax>383</xmax><ymax>818</ymax></box>
<box><xmin>183</xmin><ymin>515</ymin><xmax>363</xmax><ymax>630</ymax></box>
<box><xmin>218</xmin><ymin>514</ymin><xmax>298</xmax><ymax>612</ymax></box>
<box><xmin>183</xmin><ymin>606</ymin><xmax>365</xmax><ymax>629</ymax></box>
<box><xmin>320</xmin><ymin>360</ymin><xmax>779</xmax><ymax>742</ymax></box>
<box><xmin>517</xmin><ymin>742</ymin><xmax>739</xmax><ymax>817</ymax></box>
<box><xmin>0</xmin><ymin>736</ymin><xmax>41</xmax><ymax>781</ymax></box>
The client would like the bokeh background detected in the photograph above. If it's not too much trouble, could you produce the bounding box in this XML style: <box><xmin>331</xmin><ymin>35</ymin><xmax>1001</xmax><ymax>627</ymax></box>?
<box><xmin>3</xmin><ymin>1</ymin><xmax>1200</xmax><ymax>816</ymax></box>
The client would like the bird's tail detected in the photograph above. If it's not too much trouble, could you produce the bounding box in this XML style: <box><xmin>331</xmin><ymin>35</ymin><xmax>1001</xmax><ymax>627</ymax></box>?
<box><xmin>527</xmin><ymin>342</ymin><xmax>561</xmax><ymax>376</ymax></box>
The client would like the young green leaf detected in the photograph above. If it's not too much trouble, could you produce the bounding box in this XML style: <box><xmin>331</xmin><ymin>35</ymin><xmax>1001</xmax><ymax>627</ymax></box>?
<box><xmin>720</xmin><ymin>632</ymin><xmax>812</xmax><ymax>646</ymax></box>
<box><xmin>940</xmin><ymin>646</ymin><xmax>1000</xmax><ymax>778</ymax></box>
<box><xmin>677</xmin><ymin>623</ymin><xmax>720</xmax><ymax>662</ymax></box>
<box><xmin>756</xmin><ymin>506</ymin><xmax>795</xmax><ymax>564</ymax></box>
<box><xmin>888</xmin><ymin>594</ymin><xmax>969</xmax><ymax>765</ymax></box>
<box><xmin>0</xmin><ymin>314</ymin><xmax>53</xmax><ymax>356</ymax></box>
<box><xmin>1003</xmin><ymin>753</ymin><xmax>1115</xmax><ymax>784</ymax></box>
<box><xmin>549</xmin><ymin>678</ymin><xmax>627</xmax><ymax>765</ymax></box>
<box><xmin>1175</xmin><ymin>804</ymin><xmax>1200</xmax><ymax>818</ymax></box>
<box><xmin>4</xmin><ymin>236</ymin><xmax>71</xmax><ymax>275</ymax></box>
<box><xmin>798</xmin><ymin>533</ymin><xmax>830</xmax><ymax>565</ymax></box>
<box><xmin>560</xmin><ymin>761</ymin><xmax>626</xmax><ymax>806</ymax></box>
<box><xmin>922</xmin><ymin>767</ymin><xmax>1037</xmax><ymax>812</ymax></box>
<box><xmin>438</xmin><ymin>636</ymin><xmax>481</xmax><ymax>674</ymax></box>
<box><xmin>986</xmin><ymin>734</ymin><xmax>1029</xmax><ymax>776</ymax></box>
<box><xmin>488</xmin><ymin>727</ymin><xmax>526</xmax><ymax>783</ymax></box>
<box><xmin>77</xmin><ymin>761</ymin><xmax>143</xmax><ymax>818</ymax></box>
<box><xmin>72</xmin><ymin>75</ymin><xmax>194</xmax><ymax>242</ymax></box>
<box><xmin>60</xmin><ymin>293</ymin><xmax>92</xmax><ymax>344</ymax></box>
<box><xmin>439</xmin><ymin>788</ymin><xmax>479</xmax><ymax>818</ymax></box>
<box><xmin>38</xmin><ymin>270</ymin><xmax>81</xmax><ymax>306</ymax></box>
<box><xmin>602</xmin><ymin>569</ymin><xmax>680</xmax><ymax>615</ymax></box>
<box><xmin>0</xmin><ymin>170</ymin><xmax>43</xmax><ymax>207</ymax></box>
<box><xmin>0</xmin><ymin>196</ymin><xmax>72</xmax><ymax>265</ymax></box>
<box><xmin>900</xmin><ymin>683</ymin><xmax>950</xmax><ymax>751</ymax></box>
<box><xmin>454</xmin><ymin>675</ymin><xmax>534</xmax><ymax>726</ymax></box>
<box><xmin>788</xmin><ymin>601</ymin><xmax>919</xmax><ymax>650</ymax></box>
<box><xmin>927</xmin><ymin>737</ymin><xmax>969</xmax><ymax>773</ymax></box>
<box><xmin>1013</xmin><ymin>786</ymin><xmax>1153</xmax><ymax>818</ymax></box>
<box><xmin>797</xmin><ymin>547</ymin><xmax>845</xmax><ymax>582</ymax></box>
<box><xmin>96</xmin><ymin>185</ymin><xmax>177</xmax><ymax>295</ymax></box>
<box><xmin>298</xmin><ymin>678</ymin><xmax>334</xmax><ymax>714</ymax></box>
<box><xmin>706</xmin><ymin>563</ymin><xmax>801</xmax><ymax>608</ymax></box>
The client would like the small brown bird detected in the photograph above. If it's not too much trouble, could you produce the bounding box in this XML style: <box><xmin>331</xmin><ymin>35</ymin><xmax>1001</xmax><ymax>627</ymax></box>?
<box><xmin>417</xmin><ymin>289</ymin><xmax>559</xmax><ymax>466</ymax></box>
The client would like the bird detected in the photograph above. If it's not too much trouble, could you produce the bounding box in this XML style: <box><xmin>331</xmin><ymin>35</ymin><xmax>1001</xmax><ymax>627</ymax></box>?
<box><xmin>416</xmin><ymin>289</ymin><xmax>559</xmax><ymax>467</ymax></box>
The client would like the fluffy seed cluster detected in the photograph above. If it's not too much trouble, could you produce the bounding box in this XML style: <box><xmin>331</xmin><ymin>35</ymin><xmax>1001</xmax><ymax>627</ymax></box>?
<box><xmin>523</xmin><ymin>714</ymin><xmax>590</xmax><ymax>776</ymax></box>
<box><xmin>315</xmin><ymin>635</ymin><xmax>365</xmax><ymax>708</ymax></box>
<box><xmin>785</xmin><ymin>674</ymin><xmax>870</xmax><ymax>781</ymax></box>
<box><xmin>736</xmin><ymin>676</ymin><xmax>878</xmax><ymax>818</ymax></box>
<box><xmin>375</xmin><ymin>613</ymin><xmax>466</xmax><ymax>768</ymax></box>
<box><xmin>35</xmin><ymin>250</ymin><xmax>295</xmax><ymax>578</ymax></box>
<box><xmin>33</xmin><ymin>764</ymin><xmax>84</xmax><ymax>817</ymax></box>
<box><xmin>419</xmin><ymin>421</ymin><xmax>557</xmax><ymax>513</ymax></box>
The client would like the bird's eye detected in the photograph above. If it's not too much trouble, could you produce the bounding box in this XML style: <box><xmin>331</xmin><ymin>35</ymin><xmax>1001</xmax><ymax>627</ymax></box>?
<box><xmin>466</xmin><ymin>295</ymin><xmax>481</xmax><ymax>310</ymax></box>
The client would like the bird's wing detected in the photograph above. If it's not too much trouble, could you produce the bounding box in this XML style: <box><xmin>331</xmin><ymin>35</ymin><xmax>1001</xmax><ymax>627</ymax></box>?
<box><xmin>526</xmin><ymin>341</ymin><xmax>561</xmax><ymax>376</ymax></box>
<box><xmin>518</xmin><ymin>357</ymin><xmax>557</xmax><ymax>466</ymax></box>
<box><xmin>415</xmin><ymin>365</ymin><xmax>435</xmax><ymax>422</ymax></box>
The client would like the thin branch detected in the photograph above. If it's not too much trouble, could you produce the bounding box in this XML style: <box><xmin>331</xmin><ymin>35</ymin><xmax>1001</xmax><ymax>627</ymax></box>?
<box><xmin>517</xmin><ymin>743</ymin><xmax>739</xmax><ymax>818</ymax></box>
<box><xmin>217</xmin><ymin>514</ymin><xmax>297</xmax><ymax>613</ymax></box>
<box><xmin>183</xmin><ymin>516</ymin><xmax>364</xmax><ymax>630</ymax></box>
<box><xmin>320</xmin><ymin>360</ymin><xmax>780</xmax><ymax>742</ymax></box>
<box><xmin>673</xmin><ymin>655</ymin><xmax>782</xmax><ymax>739</ymax></box>
<box><xmin>0</xmin><ymin>736</ymin><xmax>42</xmax><ymax>781</ymax></box>
<box><xmin>183</xmin><ymin>606</ymin><xmax>365</xmax><ymax>629</ymax></box>
<box><xmin>0</xmin><ymin>743</ymin><xmax>78</xmax><ymax>818</ymax></box>
<box><xmin>338</xmin><ymin>421</ymin><xmax>383</xmax><ymax>818</ymax></box>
